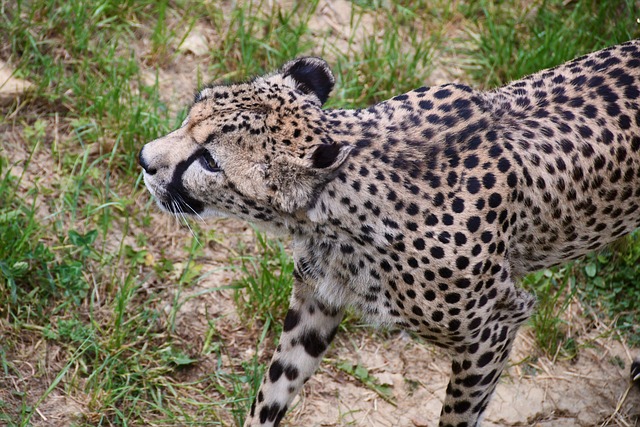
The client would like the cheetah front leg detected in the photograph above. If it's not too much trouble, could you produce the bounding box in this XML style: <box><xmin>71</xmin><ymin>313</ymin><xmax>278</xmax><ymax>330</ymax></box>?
<box><xmin>244</xmin><ymin>281</ymin><xmax>344</xmax><ymax>427</ymax></box>
<box><xmin>439</xmin><ymin>287</ymin><xmax>535</xmax><ymax>427</ymax></box>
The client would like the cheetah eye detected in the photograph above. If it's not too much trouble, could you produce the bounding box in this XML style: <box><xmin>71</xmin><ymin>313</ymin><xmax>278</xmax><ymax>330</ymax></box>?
<box><xmin>199</xmin><ymin>150</ymin><xmax>221</xmax><ymax>173</ymax></box>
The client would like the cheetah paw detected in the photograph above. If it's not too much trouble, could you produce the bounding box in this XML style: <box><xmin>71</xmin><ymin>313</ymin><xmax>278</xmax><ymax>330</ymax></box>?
<box><xmin>632</xmin><ymin>359</ymin><xmax>640</xmax><ymax>385</ymax></box>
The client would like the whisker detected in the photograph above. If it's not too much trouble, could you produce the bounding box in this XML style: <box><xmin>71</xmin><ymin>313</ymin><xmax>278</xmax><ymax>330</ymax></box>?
<box><xmin>174</xmin><ymin>194</ymin><xmax>202</xmax><ymax>247</ymax></box>
<box><xmin>181</xmin><ymin>196</ymin><xmax>206</xmax><ymax>223</ymax></box>
<box><xmin>171</xmin><ymin>199</ymin><xmax>182</xmax><ymax>229</ymax></box>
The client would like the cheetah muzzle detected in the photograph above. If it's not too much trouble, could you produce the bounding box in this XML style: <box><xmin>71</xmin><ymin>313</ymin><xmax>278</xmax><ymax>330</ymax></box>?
<box><xmin>140</xmin><ymin>44</ymin><xmax>640</xmax><ymax>426</ymax></box>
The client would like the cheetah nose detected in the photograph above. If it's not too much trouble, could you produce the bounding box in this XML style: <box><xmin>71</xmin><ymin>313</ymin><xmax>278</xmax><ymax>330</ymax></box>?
<box><xmin>138</xmin><ymin>146</ymin><xmax>157</xmax><ymax>175</ymax></box>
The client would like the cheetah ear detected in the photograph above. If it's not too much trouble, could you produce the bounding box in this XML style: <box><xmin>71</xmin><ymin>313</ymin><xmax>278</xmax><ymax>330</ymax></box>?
<box><xmin>270</xmin><ymin>144</ymin><xmax>352</xmax><ymax>213</ymax></box>
<box><xmin>280</xmin><ymin>57</ymin><xmax>335</xmax><ymax>105</ymax></box>
<box><xmin>309</xmin><ymin>143</ymin><xmax>352</xmax><ymax>170</ymax></box>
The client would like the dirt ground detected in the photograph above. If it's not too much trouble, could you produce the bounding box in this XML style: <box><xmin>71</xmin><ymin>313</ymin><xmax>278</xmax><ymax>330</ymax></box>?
<box><xmin>2</xmin><ymin>0</ymin><xmax>640</xmax><ymax>425</ymax></box>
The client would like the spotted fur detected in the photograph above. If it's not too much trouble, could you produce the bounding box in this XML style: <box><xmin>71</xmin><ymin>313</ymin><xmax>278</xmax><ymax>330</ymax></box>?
<box><xmin>140</xmin><ymin>43</ymin><xmax>640</xmax><ymax>426</ymax></box>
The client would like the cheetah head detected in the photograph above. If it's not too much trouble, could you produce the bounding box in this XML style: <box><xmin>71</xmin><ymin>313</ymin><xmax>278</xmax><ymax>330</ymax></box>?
<box><xmin>139</xmin><ymin>57</ymin><xmax>352</xmax><ymax>223</ymax></box>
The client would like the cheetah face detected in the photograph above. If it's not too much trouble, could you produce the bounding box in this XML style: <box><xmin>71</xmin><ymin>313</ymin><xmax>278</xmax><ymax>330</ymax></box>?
<box><xmin>139</xmin><ymin>57</ymin><xmax>352</xmax><ymax>223</ymax></box>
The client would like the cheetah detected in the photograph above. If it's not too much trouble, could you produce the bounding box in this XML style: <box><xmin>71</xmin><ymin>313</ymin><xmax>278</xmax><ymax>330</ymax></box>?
<box><xmin>139</xmin><ymin>41</ymin><xmax>640</xmax><ymax>426</ymax></box>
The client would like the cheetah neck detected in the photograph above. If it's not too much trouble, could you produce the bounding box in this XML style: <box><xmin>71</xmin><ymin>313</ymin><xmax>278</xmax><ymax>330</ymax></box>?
<box><xmin>299</xmin><ymin>89</ymin><xmax>490</xmax><ymax>243</ymax></box>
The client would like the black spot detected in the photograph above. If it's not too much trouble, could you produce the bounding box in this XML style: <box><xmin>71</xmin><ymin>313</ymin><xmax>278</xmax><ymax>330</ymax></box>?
<box><xmin>419</xmin><ymin>100</ymin><xmax>434</xmax><ymax>110</ymax></box>
<box><xmin>464</xmin><ymin>154</ymin><xmax>479</xmax><ymax>169</ymax></box>
<box><xmin>340</xmin><ymin>244</ymin><xmax>355</xmax><ymax>254</ymax></box>
<box><xmin>447</xmin><ymin>171</ymin><xmax>459</xmax><ymax>187</ymax></box>
<box><xmin>488</xmin><ymin>145</ymin><xmax>503</xmax><ymax>158</ymax></box>
<box><xmin>269</xmin><ymin>361</ymin><xmax>284</xmax><ymax>382</ymax></box>
<box><xmin>439</xmin><ymin>267</ymin><xmax>453</xmax><ymax>278</ymax></box>
<box><xmin>601</xmin><ymin>129</ymin><xmax>614</xmax><ymax>145</ymax></box>
<box><xmin>445</xmin><ymin>293</ymin><xmax>461</xmax><ymax>304</ymax></box>
<box><xmin>583</xmin><ymin>104</ymin><xmax>598</xmax><ymax>118</ymax></box>
<box><xmin>454</xmin><ymin>232</ymin><xmax>467</xmax><ymax>246</ymax></box>
<box><xmin>274</xmin><ymin>405</ymin><xmax>288</xmax><ymax>426</ymax></box>
<box><xmin>300</xmin><ymin>329</ymin><xmax>327</xmax><ymax>357</ymax></box>
<box><xmin>424</xmin><ymin>289</ymin><xmax>436</xmax><ymax>300</ymax></box>
<box><xmin>455</xmin><ymin>257</ymin><xmax>470</xmax><ymax>270</ymax></box>
<box><xmin>431</xmin><ymin>247</ymin><xmax>445</xmax><ymax>259</ymax></box>
<box><xmin>455</xmin><ymin>278</ymin><xmax>471</xmax><ymax>289</ymax></box>
<box><xmin>560</xmin><ymin>139</ymin><xmax>574</xmax><ymax>153</ymax></box>
<box><xmin>406</xmin><ymin>203</ymin><xmax>420</xmax><ymax>216</ymax></box>
<box><xmin>466</xmin><ymin>216</ymin><xmax>481</xmax><ymax>233</ymax></box>
<box><xmin>488</xmin><ymin>193</ymin><xmax>502</xmax><ymax>208</ymax></box>
<box><xmin>283</xmin><ymin>309</ymin><xmax>300</xmax><ymax>332</ymax></box>
<box><xmin>403</xmin><ymin>273</ymin><xmax>415</xmax><ymax>285</ymax></box>
<box><xmin>284</xmin><ymin>365</ymin><xmax>299</xmax><ymax>381</ymax></box>
<box><xmin>466</xmin><ymin>177</ymin><xmax>481</xmax><ymax>194</ymax></box>
<box><xmin>461</xmin><ymin>374</ymin><xmax>482</xmax><ymax>388</ymax></box>
<box><xmin>477</xmin><ymin>351</ymin><xmax>494</xmax><ymax>368</ymax></box>
<box><xmin>497</xmin><ymin>157</ymin><xmax>511</xmax><ymax>173</ymax></box>
<box><xmin>221</xmin><ymin>124</ymin><xmax>236</xmax><ymax>133</ymax></box>
<box><xmin>619</xmin><ymin>114</ymin><xmax>631</xmax><ymax>129</ymax></box>
<box><xmin>434</xmin><ymin>89</ymin><xmax>452</xmax><ymax>99</ymax></box>
<box><xmin>259</xmin><ymin>406</ymin><xmax>270</xmax><ymax>424</ymax></box>
<box><xmin>482</xmin><ymin>173</ymin><xmax>496</xmax><ymax>189</ymax></box>
<box><xmin>454</xmin><ymin>400</ymin><xmax>471</xmax><ymax>414</ymax></box>
<box><xmin>577</xmin><ymin>125</ymin><xmax>593</xmax><ymax>138</ymax></box>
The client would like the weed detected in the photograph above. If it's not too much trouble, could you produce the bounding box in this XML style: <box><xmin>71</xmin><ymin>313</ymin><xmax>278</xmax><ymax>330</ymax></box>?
<box><xmin>334</xmin><ymin>361</ymin><xmax>395</xmax><ymax>405</ymax></box>
<box><xmin>326</xmin><ymin>1</ymin><xmax>438</xmax><ymax>108</ymax></box>
<box><xmin>576</xmin><ymin>231</ymin><xmax>640</xmax><ymax>345</ymax></box>
<box><xmin>233</xmin><ymin>232</ymin><xmax>294</xmax><ymax>335</ymax></box>
<box><xmin>203</xmin><ymin>0</ymin><xmax>319</xmax><ymax>80</ymax></box>
<box><xmin>522</xmin><ymin>268</ymin><xmax>579</xmax><ymax>359</ymax></box>
<box><xmin>0</xmin><ymin>143</ymin><xmax>90</xmax><ymax>320</ymax></box>
<box><xmin>1</xmin><ymin>0</ymin><xmax>174</xmax><ymax>174</ymax></box>
<box><xmin>466</xmin><ymin>0</ymin><xmax>640</xmax><ymax>88</ymax></box>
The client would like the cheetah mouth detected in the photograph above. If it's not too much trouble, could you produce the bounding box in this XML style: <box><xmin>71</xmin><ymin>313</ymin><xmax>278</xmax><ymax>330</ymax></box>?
<box><xmin>159</xmin><ymin>194</ymin><xmax>204</xmax><ymax>215</ymax></box>
<box><xmin>158</xmin><ymin>185</ymin><xmax>204</xmax><ymax>215</ymax></box>
<box><xmin>143</xmin><ymin>175</ymin><xmax>205</xmax><ymax>216</ymax></box>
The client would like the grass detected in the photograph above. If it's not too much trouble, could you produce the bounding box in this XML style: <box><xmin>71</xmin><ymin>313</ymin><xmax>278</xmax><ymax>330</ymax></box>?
<box><xmin>0</xmin><ymin>0</ymin><xmax>639</xmax><ymax>425</ymax></box>
<box><xmin>577</xmin><ymin>231</ymin><xmax>640</xmax><ymax>345</ymax></box>
<box><xmin>464</xmin><ymin>0</ymin><xmax>640</xmax><ymax>89</ymax></box>
<box><xmin>233</xmin><ymin>231</ymin><xmax>294</xmax><ymax>335</ymax></box>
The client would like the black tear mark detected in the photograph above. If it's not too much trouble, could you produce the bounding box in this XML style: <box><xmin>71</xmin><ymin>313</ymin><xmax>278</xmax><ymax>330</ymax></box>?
<box><xmin>165</xmin><ymin>150</ymin><xmax>205</xmax><ymax>213</ymax></box>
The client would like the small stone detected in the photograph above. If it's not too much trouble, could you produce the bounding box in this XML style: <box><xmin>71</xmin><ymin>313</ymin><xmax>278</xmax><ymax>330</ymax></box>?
<box><xmin>0</xmin><ymin>60</ymin><xmax>33</xmax><ymax>105</ymax></box>
<box><xmin>179</xmin><ymin>29</ymin><xmax>209</xmax><ymax>56</ymax></box>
